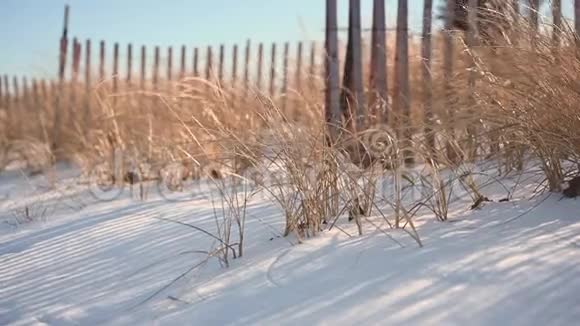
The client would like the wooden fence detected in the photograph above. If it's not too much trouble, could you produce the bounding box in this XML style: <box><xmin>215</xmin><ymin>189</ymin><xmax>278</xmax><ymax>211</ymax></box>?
<box><xmin>0</xmin><ymin>1</ymin><xmax>577</xmax><ymax>158</ymax></box>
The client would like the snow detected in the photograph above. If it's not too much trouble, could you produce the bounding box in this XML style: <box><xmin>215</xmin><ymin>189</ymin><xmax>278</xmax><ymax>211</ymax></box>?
<box><xmin>0</xmin><ymin>164</ymin><xmax>579</xmax><ymax>326</ymax></box>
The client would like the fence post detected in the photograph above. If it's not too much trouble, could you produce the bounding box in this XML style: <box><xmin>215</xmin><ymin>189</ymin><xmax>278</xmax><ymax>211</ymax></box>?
<box><xmin>180</xmin><ymin>45</ymin><xmax>186</xmax><ymax>80</ymax></box>
<box><xmin>218</xmin><ymin>44</ymin><xmax>225</xmax><ymax>85</ymax></box>
<box><xmin>422</xmin><ymin>0</ymin><xmax>434</xmax><ymax>152</ymax></box>
<box><xmin>269</xmin><ymin>43</ymin><xmax>277</xmax><ymax>97</ymax></box>
<box><xmin>281</xmin><ymin>42</ymin><xmax>289</xmax><ymax>114</ymax></box>
<box><xmin>309</xmin><ymin>41</ymin><xmax>317</xmax><ymax>91</ymax></box>
<box><xmin>370</xmin><ymin>0</ymin><xmax>387</xmax><ymax>124</ymax></box>
<box><xmin>325</xmin><ymin>0</ymin><xmax>341</xmax><ymax>141</ymax></box>
<box><xmin>53</xmin><ymin>4</ymin><xmax>69</xmax><ymax>150</ymax></box>
<box><xmin>70</xmin><ymin>38</ymin><xmax>81</xmax><ymax>125</ymax></box>
<box><xmin>153</xmin><ymin>46</ymin><xmax>160</xmax><ymax>91</ymax></box>
<box><xmin>232</xmin><ymin>44</ymin><xmax>238</xmax><ymax>86</ymax></box>
<box><xmin>168</xmin><ymin>46</ymin><xmax>173</xmax><ymax>82</ymax></box>
<box><xmin>552</xmin><ymin>0</ymin><xmax>562</xmax><ymax>49</ymax></box>
<box><xmin>98</xmin><ymin>41</ymin><xmax>105</xmax><ymax>82</ymax></box>
<box><xmin>243</xmin><ymin>40</ymin><xmax>251</xmax><ymax>99</ymax></box>
<box><xmin>193</xmin><ymin>47</ymin><xmax>199</xmax><ymax>77</ymax></box>
<box><xmin>341</xmin><ymin>0</ymin><xmax>366</xmax><ymax>132</ymax></box>
<box><xmin>257</xmin><ymin>43</ymin><xmax>263</xmax><ymax>91</ymax></box>
<box><xmin>12</xmin><ymin>76</ymin><xmax>20</xmax><ymax>135</ymax></box>
<box><xmin>3</xmin><ymin>76</ymin><xmax>10</xmax><ymax>127</ymax></box>
<box><xmin>140</xmin><ymin>45</ymin><xmax>146</xmax><ymax>90</ymax></box>
<box><xmin>444</xmin><ymin>0</ymin><xmax>456</xmax><ymax>161</ymax></box>
<box><xmin>113</xmin><ymin>42</ymin><xmax>119</xmax><ymax>95</ymax></box>
<box><xmin>85</xmin><ymin>39</ymin><xmax>92</xmax><ymax>129</ymax></box>
<box><xmin>127</xmin><ymin>43</ymin><xmax>133</xmax><ymax>85</ymax></box>
<box><xmin>206</xmin><ymin>46</ymin><xmax>213</xmax><ymax>81</ymax></box>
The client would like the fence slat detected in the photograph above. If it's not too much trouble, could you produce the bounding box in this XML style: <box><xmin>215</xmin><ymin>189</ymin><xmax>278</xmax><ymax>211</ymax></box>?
<box><xmin>193</xmin><ymin>47</ymin><xmax>199</xmax><ymax>77</ymax></box>
<box><xmin>140</xmin><ymin>45</ymin><xmax>146</xmax><ymax>89</ymax></box>
<box><xmin>281</xmin><ymin>42</ymin><xmax>289</xmax><ymax>112</ymax></box>
<box><xmin>206</xmin><ymin>46</ymin><xmax>213</xmax><ymax>81</ymax></box>
<box><xmin>153</xmin><ymin>46</ymin><xmax>160</xmax><ymax>91</ymax></box>
<box><xmin>167</xmin><ymin>46</ymin><xmax>173</xmax><ymax>82</ymax></box>
<box><xmin>127</xmin><ymin>43</ymin><xmax>133</xmax><ymax>84</ymax></box>
<box><xmin>243</xmin><ymin>40</ymin><xmax>251</xmax><ymax>97</ymax></box>
<box><xmin>341</xmin><ymin>0</ymin><xmax>366</xmax><ymax>131</ymax></box>
<box><xmin>369</xmin><ymin>0</ymin><xmax>387</xmax><ymax>123</ymax></box>
<box><xmin>218</xmin><ymin>44</ymin><xmax>225</xmax><ymax>85</ymax></box>
<box><xmin>99</xmin><ymin>40</ymin><xmax>106</xmax><ymax>81</ymax></box>
<box><xmin>54</xmin><ymin>4</ymin><xmax>69</xmax><ymax>149</ymax></box>
<box><xmin>257</xmin><ymin>43</ymin><xmax>263</xmax><ymax>91</ymax></box>
<box><xmin>232</xmin><ymin>44</ymin><xmax>238</xmax><ymax>86</ymax></box>
<box><xmin>422</xmin><ymin>0</ymin><xmax>434</xmax><ymax>151</ymax></box>
<box><xmin>85</xmin><ymin>39</ymin><xmax>92</xmax><ymax>128</ymax></box>
<box><xmin>180</xmin><ymin>45</ymin><xmax>186</xmax><ymax>80</ymax></box>
<box><xmin>113</xmin><ymin>42</ymin><xmax>119</xmax><ymax>93</ymax></box>
<box><xmin>269</xmin><ymin>43</ymin><xmax>276</xmax><ymax>97</ymax></box>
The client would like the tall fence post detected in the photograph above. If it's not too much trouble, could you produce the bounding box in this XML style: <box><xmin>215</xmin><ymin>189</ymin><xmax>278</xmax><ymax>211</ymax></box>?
<box><xmin>232</xmin><ymin>44</ymin><xmax>238</xmax><ymax>86</ymax></box>
<box><xmin>70</xmin><ymin>38</ymin><xmax>81</xmax><ymax>125</ymax></box>
<box><xmin>140</xmin><ymin>45</ymin><xmax>146</xmax><ymax>90</ymax></box>
<box><xmin>153</xmin><ymin>46</ymin><xmax>160</xmax><ymax>91</ymax></box>
<box><xmin>206</xmin><ymin>46</ymin><xmax>213</xmax><ymax>81</ymax></box>
<box><xmin>309</xmin><ymin>41</ymin><xmax>317</xmax><ymax>91</ymax></box>
<box><xmin>269</xmin><ymin>43</ymin><xmax>277</xmax><ymax>97</ymax></box>
<box><xmin>256</xmin><ymin>43</ymin><xmax>264</xmax><ymax>91</ymax></box>
<box><xmin>370</xmin><ymin>0</ymin><xmax>387</xmax><ymax>124</ymax></box>
<box><xmin>422</xmin><ymin>0</ymin><xmax>434</xmax><ymax>152</ymax></box>
<box><xmin>444</xmin><ymin>0</ymin><xmax>456</xmax><ymax>161</ymax></box>
<box><xmin>127</xmin><ymin>43</ymin><xmax>133</xmax><ymax>85</ymax></box>
<box><xmin>243</xmin><ymin>40</ymin><xmax>251</xmax><ymax>99</ymax></box>
<box><xmin>281</xmin><ymin>42</ymin><xmax>289</xmax><ymax>114</ymax></box>
<box><xmin>167</xmin><ymin>46</ymin><xmax>173</xmax><ymax>83</ymax></box>
<box><xmin>3</xmin><ymin>76</ymin><xmax>10</xmax><ymax>127</ymax></box>
<box><xmin>218</xmin><ymin>44</ymin><xmax>225</xmax><ymax>85</ymax></box>
<box><xmin>85</xmin><ymin>39</ymin><xmax>92</xmax><ymax>129</ymax></box>
<box><xmin>552</xmin><ymin>0</ymin><xmax>562</xmax><ymax>49</ymax></box>
<box><xmin>325</xmin><ymin>0</ymin><xmax>341</xmax><ymax>141</ymax></box>
<box><xmin>193</xmin><ymin>47</ymin><xmax>199</xmax><ymax>77</ymax></box>
<box><xmin>53</xmin><ymin>4</ymin><xmax>69</xmax><ymax>150</ymax></box>
<box><xmin>180</xmin><ymin>45</ymin><xmax>186</xmax><ymax>80</ymax></box>
<box><xmin>341</xmin><ymin>0</ymin><xmax>366</xmax><ymax>132</ymax></box>
<box><xmin>12</xmin><ymin>76</ymin><xmax>20</xmax><ymax>135</ymax></box>
<box><xmin>113</xmin><ymin>42</ymin><xmax>119</xmax><ymax>94</ymax></box>
<box><xmin>99</xmin><ymin>40</ymin><xmax>106</xmax><ymax>81</ymax></box>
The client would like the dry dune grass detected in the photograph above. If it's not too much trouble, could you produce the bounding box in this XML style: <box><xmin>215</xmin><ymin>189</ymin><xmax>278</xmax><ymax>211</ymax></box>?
<box><xmin>0</xmin><ymin>12</ymin><xmax>579</xmax><ymax>239</ymax></box>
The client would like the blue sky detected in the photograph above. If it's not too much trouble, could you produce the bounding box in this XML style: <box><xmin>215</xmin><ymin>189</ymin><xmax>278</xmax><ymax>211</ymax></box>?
<box><xmin>0</xmin><ymin>0</ymin><xmax>573</xmax><ymax>79</ymax></box>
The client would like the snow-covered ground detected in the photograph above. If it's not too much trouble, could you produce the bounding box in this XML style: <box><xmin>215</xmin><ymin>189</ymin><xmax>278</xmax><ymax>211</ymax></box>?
<box><xmin>0</xmin><ymin>163</ymin><xmax>579</xmax><ymax>325</ymax></box>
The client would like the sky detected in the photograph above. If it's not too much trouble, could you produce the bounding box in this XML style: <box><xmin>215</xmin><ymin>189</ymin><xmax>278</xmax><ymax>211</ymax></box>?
<box><xmin>0</xmin><ymin>0</ymin><xmax>574</xmax><ymax>79</ymax></box>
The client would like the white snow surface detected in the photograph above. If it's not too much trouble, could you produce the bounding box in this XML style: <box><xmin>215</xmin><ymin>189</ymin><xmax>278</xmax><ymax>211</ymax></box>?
<box><xmin>0</xmin><ymin>163</ymin><xmax>579</xmax><ymax>326</ymax></box>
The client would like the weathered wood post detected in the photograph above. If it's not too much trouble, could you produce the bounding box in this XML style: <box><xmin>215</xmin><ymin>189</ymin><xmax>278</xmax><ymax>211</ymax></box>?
<box><xmin>269</xmin><ymin>43</ymin><xmax>277</xmax><ymax>97</ymax></box>
<box><xmin>466</xmin><ymin>0</ymin><xmax>479</xmax><ymax>160</ymax></box>
<box><xmin>552</xmin><ymin>0</ymin><xmax>562</xmax><ymax>49</ymax></box>
<box><xmin>70</xmin><ymin>38</ymin><xmax>81</xmax><ymax>124</ymax></box>
<box><xmin>422</xmin><ymin>0</ymin><xmax>434</xmax><ymax>152</ymax></box>
<box><xmin>113</xmin><ymin>42</ymin><xmax>119</xmax><ymax>94</ymax></box>
<box><xmin>99</xmin><ymin>40</ymin><xmax>106</xmax><ymax>81</ymax></box>
<box><xmin>180</xmin><ymin>45</ymin><xmax>186</xmax><ymax>80</ymax></box>
<box><xmin>309</xmin><ymin>41</ymin><xmax>317</xmax><ymax>92</ymax></box>
<box><xmin>140</xmin><ymin>45</ymin><xmax>146</xmax><ymax>90</ymax></box>
<box><xmin>167</xmin><ymin>46</ymin><xmax>173</xmax><ymax>82</ymax></box>
<box><xmin>53</xmin><ymin>4</ymin><xmax>69</xmax><ymax>150</ymax></box>
<box><xmin>369</xmin><ymin>0</ymin><xmax>387</xmax><ymax>124</ymax></box>
<box><xmin>444</xmin><ymin>0</ymin><xmax>456</xmax><ymax>161</ymax></box>
<box><xmin>394</xmin><ymin>0</ymin><xmax>411</xmax><ymax>163</ymax></box>
<box><xmin>232</xmin><ymin>44</ymin><xmax>239</xmax><ymax>86</ymax></box>
<box><xmin>218</xmin><ymin>44</ymin><xmax>225</xmax><ymax>85</ymax></box>
<box><xmin>243</xmin><ymin>40</ymin><xmax>251</xmax><ymax>102</ymax></box>
<box><xmin>84</xmin><ymin>39</ymin><xmax>92</xmax><ymax>129</ymax></box>
<box><xmin>256</xmin><ymin>43</ymin><xmax>264</xmax><ymax>91</ymax></box>
<box><xmin>193</xmin><ymin>47</ymin><xmax>199</xmax><ymax>77</ymax></box>
<box><xmin>153</xmin><ymin>46</ymin><xmax>160</xmax><ymax>91</ymax></box>
<box><xmin>206</xmin><ymin>46</ymin><xmax>213</xmax><ymax>81</ymax></box>
<box><xmin>341</xmin><ymin>0</ymin><xmax>366</xmax><ymax>132</ymax></box>
<box><xmin>325</xmin><ymin>0</ymin><xmax>341</xmax><ymax>141</ymax></box>
<box><xmin>12</xmin><ymin>76</ymin><xmax>20</xmax><ymax>135</ymax></box>
<box><xmin>281</xmin><ymin>42</ymin><xmax>289</xmax><ymax>114</ymax></box>
<box><xmin>127</xmin><ymin>43</ymin><xmax>133</xmax><ymax>85</ymax></box>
